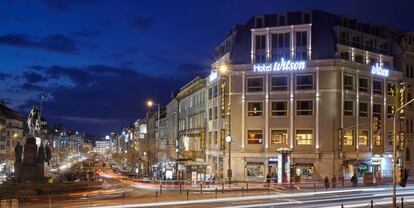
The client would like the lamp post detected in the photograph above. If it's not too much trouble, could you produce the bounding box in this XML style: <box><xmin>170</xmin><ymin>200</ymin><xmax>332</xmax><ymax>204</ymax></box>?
<box><xmin>226</xmin><ymin>135</ymin><xmax>232</xmax><ymax>183</ymax></box>
<box><xmin>392</xmin><ymin>98</ymin><xmax>414</xmax><ymax>208</ymax></box>
<box><xmin>147</xmin><ymin>100</ymin><xmax>161</xmax><ymax>139</ymax></box>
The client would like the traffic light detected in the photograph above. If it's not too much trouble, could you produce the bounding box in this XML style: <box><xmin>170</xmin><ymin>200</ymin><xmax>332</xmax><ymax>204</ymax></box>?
<box><xmin>399</xmin><ymin>168</ymin><xmax>408</xmax><ymax>187</ymax></box>
<box><xmin>373</xmin><ymin>116</ymin><xmax>381</xmax><ymax>131</ymax></box>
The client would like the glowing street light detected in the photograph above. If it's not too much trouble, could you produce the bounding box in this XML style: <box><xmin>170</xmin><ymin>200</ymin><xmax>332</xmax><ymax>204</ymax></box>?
<box><xmin>219</xmin><ymin>64</ymin><xmax>228</xmax><ymax>74</ymax></box>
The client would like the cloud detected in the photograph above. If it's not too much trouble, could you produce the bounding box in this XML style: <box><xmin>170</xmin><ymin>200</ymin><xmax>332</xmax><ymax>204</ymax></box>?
<box><xmin>22</xmin><ymin>71</ymin><xmax>47</xmax><ymax>83</ymax></box>
<box><xmin>0</xmin><ymin>33</ymin><xmax>79</xmax><ymax>54</ymax></box>
<box><xmin>70</xmin><ymin>29</ymin><xmax>101</xmax><ymax>38</ymax></box>
<box><xmin>36</xmin><ymin>0</ymin><xmax>103</xmax><ymax>11</ymax></box>
<box><xmin>17</xmin><ymin>65</ymin><xmax>188</xmax><ymax>134</ymax></box>
<box><xmin>129</xmin><ymin>16</ymin><xmax>155</xmax><ymax>31</ymax></box>
<box><xmin>0</xmin><ymin>72</ymin><xmax>11</xmax><ymax>80</ymax></box>
<box><xmin>114</xmin><ymin>46</ymin><xmax>140</xmax><ymax>59</ymax></box>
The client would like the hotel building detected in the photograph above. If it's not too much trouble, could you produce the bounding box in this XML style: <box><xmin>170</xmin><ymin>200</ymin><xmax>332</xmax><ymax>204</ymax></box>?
<box><xmin>209</xmin><ymin>10</ymin><xmax>412</xmax><ymax>182</ymax></box>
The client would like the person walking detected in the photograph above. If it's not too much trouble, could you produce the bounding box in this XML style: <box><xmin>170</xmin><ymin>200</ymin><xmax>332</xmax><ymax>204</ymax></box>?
<box><xmin>331</xmin><ymin>175</ymin><xmax>337</xmax><ymax>188</ymax></box>
<box><xmin>324</xmin><ymin>176</ymin><xmax>330</xmax><ymax>191</ymax></box>
<box><xmin>351</xmin><ymin>174</ymin><xmax>357</xmax><ymax>187</ymax></box>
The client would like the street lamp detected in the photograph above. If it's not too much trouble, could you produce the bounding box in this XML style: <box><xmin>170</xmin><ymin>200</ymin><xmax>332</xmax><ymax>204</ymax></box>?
<box><xmin>392</xmin><ymin>98</ymin><xmax>414</xmax><ymax>208</ymax></box>
<box><xmin>226</xmin><ymin>135</ymin><xmax>232</xmax><ymax>183</ymax></box>
<box><xmin>146</xmin><ymin>99</ymin><xmax>161</xmax><ymax>139</ymax></box>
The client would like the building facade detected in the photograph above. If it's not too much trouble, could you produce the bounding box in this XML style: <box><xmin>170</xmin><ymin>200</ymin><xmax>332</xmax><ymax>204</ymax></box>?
<box><xmin>210</xmin><ymin>10</ymin><xmax>410</xmax><ymax>182</ymax></box>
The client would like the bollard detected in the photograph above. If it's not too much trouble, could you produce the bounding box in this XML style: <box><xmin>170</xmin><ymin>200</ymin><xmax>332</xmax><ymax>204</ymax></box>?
<box><xmin>87</xmin><ymin>194</ymin><xmax>90</xmax><ymax>208</ymax></box>
<box><xmin>186</xmin><ymin>190</ymin><xmax>189</xmax><ymax>200</ymax></box>
<box><xmin>341</xmin><ymin>205</ymin><xmax>344</xmax><ymax>208</ymax></box>
<box><xmin>247</xmin><ymin>182</ymin><xmax>249</xmax><ymax>192</ymax></box>
<box><xmin>402</xmin><ymin>197</ymin><xmax>404</xmax><ymax>208</ymax></box>
<box><xmin>215</xmin><ymin>188</ymin><xmax>218</xmax><ymax>199</ymax></box>
<box><xmin>180</xmin><ymin>183</ymin><xmax>182</xmax><ymax>194</ymax></box>
<box><xmin>123</xmin><ymin>192</ymin><xmax>125</xmax><ymax>206</ymax></box>
<box><xmin>242</xmin><ymin>186</ymin><xmax>244</xmax><ymax>197</ymax></box>
<box><xmin>201</xmin><ymin>183</ymin><xmax>203</xmax><ymax>194</ymax></box>
<box><xmin>49</xmin><ymin>195</ymin><xmax>51</xmax><ymax>208</ymax></box>
<box><xmin>370</xmin><ymin>200</ymin><xmax>373</xmax><ymax>208</ymax></box>
<box><xmin>222</xmin><ymin>182</ymin><xmax>224</xmax><ymax>193</ymax></box>
<box><xmin>155</xmin><ymin>191</ymin><xmax>158</xmax><ymax>203</ymax></box>
<box><xmin>160</xmin><ymin>184</ymin><xmax>162</xmax><ymax>194</ymax></box>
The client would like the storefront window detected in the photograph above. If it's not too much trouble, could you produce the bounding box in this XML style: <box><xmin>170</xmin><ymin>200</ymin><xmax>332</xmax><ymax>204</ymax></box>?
<box><xmin>296</xmin><ymin>130</ymin><xmax>313</xmax><ymax>145</ymax></box>
<box><xmin>358</xmin><ymin>130</ymin><xmax>368</xmax><ymax>146</ymax></box>
<box><xmin>270</xmin><ymin>130</ymin><xmax>288</xmax><ymax>145</ymax></box>
<box><xmin>247</xmin><ymin>130</ymin><xmax>263</xmax><ymax>144</ymax></box>
<box><xmin>246</xmin><ymin>162</ymin><xmax>264</xmax><ymax>177</ymax></box>
<box><xmin>374</xmin><ymin>134</ymin><xmax>381</xmax><ymax>146</ymax></box>
<box><xmin>343</xmin><ymin>130</ymin><xmax>353</xmax><ymax>146</ymax></box>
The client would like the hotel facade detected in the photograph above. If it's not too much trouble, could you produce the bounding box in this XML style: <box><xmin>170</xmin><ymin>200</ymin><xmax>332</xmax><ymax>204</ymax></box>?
<box><xmin>205</xmin><ymin>10</ymin><xmax>413</xmax><ymax>182</ymax></box>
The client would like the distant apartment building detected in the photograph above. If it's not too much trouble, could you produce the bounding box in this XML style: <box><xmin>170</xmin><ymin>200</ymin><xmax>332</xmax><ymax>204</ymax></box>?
<box><xmin>0</xmin><ymin>102</ymin><xmax>24</xmax><ymax>174</ymax></box>
<box><xmin>208</xmin><ymin>10</ymin><xmax>412</xmax><ymax>182</ymax></box>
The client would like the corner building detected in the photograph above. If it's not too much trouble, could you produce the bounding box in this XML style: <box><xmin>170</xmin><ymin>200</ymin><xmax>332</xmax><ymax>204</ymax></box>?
<box><xmin>210</xmin><ymin>10</ymin><xmax>409</xmax><ymax>182</ymax></box>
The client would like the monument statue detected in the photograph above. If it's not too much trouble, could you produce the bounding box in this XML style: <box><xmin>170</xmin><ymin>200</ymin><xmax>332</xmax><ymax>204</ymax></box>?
<box><xmin>27</xmin><ymin>106</ymin><xmax>41</xmax><ymax>137</ymax></box>
<box><xmin>14</xmin><ymin>142</ymin><xmax>23</xmax><ymax>180</ymax></box>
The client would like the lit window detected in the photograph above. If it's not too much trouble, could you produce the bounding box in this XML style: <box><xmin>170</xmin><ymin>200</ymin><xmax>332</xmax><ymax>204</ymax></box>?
<box><xmin>354</xmin><ymin>55</ymin><xmax>364</xmax><ymax>64</ymax></box>
<box><xmin>296</xmin><ymin>100</ymin><xmax>313</xmax><ymax>116</ymax></box>
<box><xmin>271</xmin><ymin>101</ymin><xmax>288</xmax><ymax>116</ymax></box>
<box><xmin>340</xmin><ymin>52</ymin><xmax>350</xmax><ymax>60</ymax></box>
<box><xmin>359</xmin><ymin>102</ymin><xmax>368</xmax><ymax>117</ymax></box>
<box><xmin>271</xmin><ymin>76</ymin><xmax>288</xmax><ymax>91</ymax></box>
<box><xmin>296</xmin><ymin>130</ymin><xmax>313</xmax><ymax>145</ymax></box>
<box><xmin>344</xmin><ymin>101</ymin><xmax>354</xmax><ymax>116</ymax></box>
<box><xmin>387</xmin><ymin>106</ymin><xmax>395</xmax><ymax>119</ymax></box>
<box><xmin>247</xmin><ymin>77</ymin><xmax>264</xmax><ymax>92</ymax></box>
<box><xmin>247</xmin><ymin>130</ymin><xmax>263</xmax><ymax>144</ymax></box>
<box><xmin>255</xmin><ymin>35</ymin><xmax>266</xmax><ymax>50</ymax></box>
<box><xmin>247</xmin><ymin>102</ymin><xmax>263</xmax><ymax>116</ymax></box>
<box><xmin>270</xmin><ymin>130</ymin><xmax>288</xmax><ymax>145</ymax></box>
<box><xmin>296</xmin><ymin>74</ymin><xmax>313</xmax><ymax>90</ymax></box>
<box><xmin>387</xmin><ymin>82</ymin><xmax>396</xmax><ymax>96</ymax></box>
<box><xmin>359</xmin><ymin>130</ymin><xmax>368</xmax><ymax>146</ymax></box>
<box><xmin>343</xmin><ymin>130</ymin><xmax>353</xmax><ymax>146</ymax></box>
<box><xmin>344</xmin><ymin>75</ymin><xmax>354</xmax><ymax>90</ymax></box>
<box><xmin>374</xmin><ymin>134</ymin><xmax>381</xmax><ymax>146</ymax></box>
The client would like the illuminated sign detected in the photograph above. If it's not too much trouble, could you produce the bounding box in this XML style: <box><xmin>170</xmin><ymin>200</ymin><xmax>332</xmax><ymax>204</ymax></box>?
<box><xmin>371</xmin><ymin>63</ymin><xmax>389</xmax><ymax>77</ymax></box>
<box><xmin>209</xmin><ymin>71</ymin><xmax>218</xmax><ymax>82</ymax></box>
<box><xmin>253</xmin><ymin>58</ymin><xmax>306</xmax><ymax>72</ymax></box>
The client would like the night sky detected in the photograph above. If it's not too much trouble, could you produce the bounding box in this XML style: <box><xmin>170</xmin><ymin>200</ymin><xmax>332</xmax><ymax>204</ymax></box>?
<box><xmin>0</xmin><ymin>0</ymin><xmax>412</xmax><ymax>135</ymax></box>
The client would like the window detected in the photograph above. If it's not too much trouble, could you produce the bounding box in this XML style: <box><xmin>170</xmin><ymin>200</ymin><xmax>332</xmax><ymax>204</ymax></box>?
<box><xmin>344</xmin><ymin>75</ymin><xmax>354</xmax><ymax>90</ymax></box>
<box><xmin>272</xmin><ymin>33</ymin><xmax>290</xmax><ymax>59</ymax></box>
<box><xmin>295</xmin><ymin>31</ymin><xmax>307</xmax><ymax>59</ymax></box>
<box><xmin>359</xmin><ymin>130</ymin><xmax>368</xmax><ymax>146</ymax></box>
<box><xmin>271</xmin><ymin>130</ymin><xmax>288</xmax><ymax>145</ymax></box>
<box><xmin>387</xmin><ymin>105</ymin><xmax>395</xmax><ymax>119</ymax></box>
<box><xmin>340</xmin><ymin>52</ymin><xmax>350</xmax><ymax>60</ymax></box>
<box><xmin>208</xmin><ymin>87</ymin><xmax>213</xmax><ymax>100</ymax></box>
<box><xmin>373</xmin><ymin>104</ymin><xmax>381</xmax><ymax>117</ymax></box>
<box><xmin>255</xmin><ymin>35</ymin><xmax>266</xmax><ymax>50</ymax></box>
<box><xmin>213</xmin><ymin>84</ymin><xmax>218</xmax><ymax>98</ymax></box>
<box><xmin>344</xmin><ymin>101</ymin><xmax>354</xmax><ymax>116</ymax></box>
<box><xmin>296</xmin><ymin>74</ymin><xmax>313</xmax><ymax>90</ymax></box>
<box><xmin>271</xmin><ymin>76</ymin><xmax>288</xmax><ymax>91</ymax></box>
<box><xmin>387</xmin><ymin>82</ymin><xmax>396</xmax><ymax>96</ymax></box>
<box><xmin>248</xmin><ymin>102</ymin><xmax>263</xmax><ymax>116</ymax></box>
<box><xmin>271</xmin><ymin>101</ymin><xmax>288</xmax><ymax>116</ymax></box>
<box><xmin>354</xmin><ymin>55</ymin><xmax>364</xmax><ymax>63</ymax></box>
<box><xmin>296</xmin><ymin>130</ymin><xmax>313</xmax><ymax>145</ymax></box>
<box><xmin>247</xmin><ymin>77</ymin><xmax>264</xmax><ymax>92</ymax></box>
<box><xmin>246</xmin><ymin>162</ymin><xmax>264</xmax><ymax>177</ymax></box>
<box><xmin>373</xmin><ymin>80</ymin><xmax>383</xmax><ymax>95</ymax></box>
<box><xmin>359</xmin><ymin>77</ymin><xmax>368</xmax><ymax>92</ymax></box>
<box><xmin>247</xmin><ymin>130</ymin><xmax>263</xmax><ymax>144</ymax></box>
<box><xmin>214</xmin><ymin>107</ymin><xmax>218</xmax><ymax>119</ymax></box>
<box><xmin>374</xmin><ymin>134</ymin><xmax>381</xmax><ymax>146</ymax></box>
<box><xmin>359</xmin><ymin>102</ymin><xmax>368</xmax><ymax>117</ymax></box>
<box><xmin>296</xmin><ymin>100</ymin><xmax>313</xmax><ymax>116</ymax></box>
<box><xmin>208</xmin><ymin>108</ymin><xmax>212</xmax><ymax>120</ymax></box>
<box><xmin>214</xmin><ymin>131</ymin><xmax>218</xmax><ymax>145</ymax></box>
<box><xmin>255</xmin><ymin>55</ymin><xmax>266</xmax><ymax>63</ymax></box>
<box><xmin>343</xmin><ymin>130</ymin><xmax>353</xmax><ymax>146</ymax></box>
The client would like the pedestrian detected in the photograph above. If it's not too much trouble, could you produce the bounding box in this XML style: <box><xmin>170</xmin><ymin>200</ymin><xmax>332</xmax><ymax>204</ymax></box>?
<box><xmin>331</xmin><ymin>175</ymin><xmax>336</xmax><ymax>188</ymax></box>
<box><xmin>266</xmin><ymin>174</ymin><xmax>271</xmax><ymax>183</ymax></box>
<box><xmin>324</xmin><ymin>176</ymin><xmax>330</xmax><ymax>190</ymax></box>
<box><xmin>351</xmin><ymin>174</ymin><xmax>357</xmax><ymax>187</ymax></box>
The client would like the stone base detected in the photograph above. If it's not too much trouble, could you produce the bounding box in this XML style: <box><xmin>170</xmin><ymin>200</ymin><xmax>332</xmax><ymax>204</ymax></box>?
<box><xmin>21</xmin><ymin>165</ymin><xmax>46</xmax><ymax>182</ymax></box>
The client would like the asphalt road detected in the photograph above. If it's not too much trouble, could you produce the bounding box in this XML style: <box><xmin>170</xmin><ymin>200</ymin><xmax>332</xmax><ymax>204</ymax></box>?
<box><xmin>18</xmin><ymin>174</ymin><xmax>414</xmax><ymax>208</ymax></box>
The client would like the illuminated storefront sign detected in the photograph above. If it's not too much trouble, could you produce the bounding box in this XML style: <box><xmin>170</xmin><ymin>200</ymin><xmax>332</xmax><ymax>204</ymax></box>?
<box><xmin>253</xmin><ymin>58</ymin><xmax>306</xmax><ymax>72</ymax></box>
<box><xmin>371</xmin><ymin>63</ymin><xmax>389</xmax><ymax>77</ymax></box>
